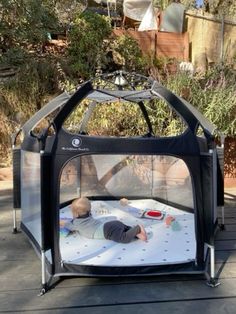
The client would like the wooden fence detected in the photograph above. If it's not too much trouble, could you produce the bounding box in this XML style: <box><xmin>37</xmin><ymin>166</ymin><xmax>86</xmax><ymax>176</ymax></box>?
<box><xmin>186</xmin><ymin>11</ymin><xmax>236</xmax><ymax>70</ymax></box>
<box><xmin>113</xmin><ymin>29</ymin><xmax>189</xmax><ymax>61</ymax></box>
<box><xmin>113</xmin><ymin>11</ymin><xmax>236</xmax><ymax>68</ymax></box>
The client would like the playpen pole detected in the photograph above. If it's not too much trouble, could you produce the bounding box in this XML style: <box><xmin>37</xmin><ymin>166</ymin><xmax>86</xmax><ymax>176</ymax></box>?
<box><xmin>221</xmin><ymin>206</ymin><xmax>225</xmax><ymax>225</ymax></box>
<box><xmin>209</xmin><ymin>244</ymin><xmax>215</xmax><ymax>279</ymax></box>
<box><xmin>12</xmin><ymin>143</ymin><xmax>21</xmax><ymax>233</ymax></box>
<box><xmin>210</xmin><ymin>149</ymin><xmax>217</xmax><ymax>222</ymax></box>
<box><xmin>13</xmin><ymin>208</ymin><xmax>17</xmax><ymax>233</ymax></box>
<box><xmin>206</xmin><ymin>243</ymin><xmax>220</xmax><ymax>287</ymax></box>
<box><xmin>220</xmin><ymin>135</ymin><xmax>225</xmax><ymax>228</ymax></box>
<box><xmin>41</xmin><ymin>250</ymin><xmax>47</xmax><ymax>292</ymax></box>
<box><xmin>206</xmin><ymin>149</ymin><xmax>220</xmax><ymax>287</ymax></box>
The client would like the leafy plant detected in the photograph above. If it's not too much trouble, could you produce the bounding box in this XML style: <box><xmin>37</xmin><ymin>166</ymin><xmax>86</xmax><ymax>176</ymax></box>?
<box><xmin>0</xmin><ymin>0</ymin><xmax>59</xmax><ymax>52</ymax></box>
<box><xmin>68</xmin><ymin>11</ymin><xmax>112</xmax><ymax>79</ymax></box>
<box><xmin>0</xmin><ymin>47</ymin><xmax>28</xmax><ymax>66</ymax></box>
<box><xmin>112</xmin><ymin>35</ymin><xmax>148</xmax><ymax>73</ymax></box>
<box><xmin>156</xmin><ymin>68</ymin><xmax>236</xmax><ymax>136</ymax></box>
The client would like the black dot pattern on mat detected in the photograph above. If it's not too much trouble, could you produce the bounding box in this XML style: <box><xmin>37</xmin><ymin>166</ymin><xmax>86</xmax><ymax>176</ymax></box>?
<box><xmin>122</xmin><ymin>248</ymin><xmax>126</xmax><ymax>251</ymax></box>
<box><xmin>165</xmin><ymin>249</ymin><xmax>168</xmax><ymax>252</ymax></box>
<box><xmin>165</xmin><ymin>240</ymin><xmax>168</xmax><ymax>243</ymax></box>
<box><xmin>163</xmin><ymin>259</ymin><xmax>167</xmax><ymax>261</ymax></box>
<box><xmin>141</xmin><ymin>259</ymin><xmax>144</xmax><ymax>261</ymax></box>
<box><xmin>77</xmin><ymin>252</ymin><xmax>80</xmax><ymax>254</ymax></box>
<box><xmin>103</xmin><ymin>246</ymin><xmax>106</xmax><ymax>249</ymax></box>
<box><xmin>142</xmin><ymin>249</ymin><xmax>146</xmax><ymax>251</ymax></box>
<box><xmin>185</xmin><ymin>233</ymin><xmax>188</xmax><ymax>235</ymax></box>
<box><xmin>66</xmin><ymin>242</ymin><xmax>69</xmax><ymax>244</ymax></box>
<box><xmin>117</xmin><ymin>257</ymin><xmax>121</xmax><ymax>260</ymax></box>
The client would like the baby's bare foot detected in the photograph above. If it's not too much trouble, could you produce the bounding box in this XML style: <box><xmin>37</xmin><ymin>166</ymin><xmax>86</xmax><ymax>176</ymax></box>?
<box><xmin>137</xmin><ymin>224</ymin><xmax>147</xmax><ymax>241</ymax></box>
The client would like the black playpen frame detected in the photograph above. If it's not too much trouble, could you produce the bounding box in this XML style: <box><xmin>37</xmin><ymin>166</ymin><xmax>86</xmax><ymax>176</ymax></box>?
<box><xmin>12</xmin><ymin>71</ymin><xmax>225</xmax><ymax>294</ymax></box>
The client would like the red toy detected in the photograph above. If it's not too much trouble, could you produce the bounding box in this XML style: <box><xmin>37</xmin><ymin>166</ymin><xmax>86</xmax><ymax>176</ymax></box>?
<box><xmin>142</xmin><ymin>209</ymin><xmax>165</xmax><ymax>220</ymax></box>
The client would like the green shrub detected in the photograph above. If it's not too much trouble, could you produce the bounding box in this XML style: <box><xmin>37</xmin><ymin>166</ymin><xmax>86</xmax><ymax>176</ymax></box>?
<box><xmin>68</xmin><ymin>11</ymin><xmax>112</xmax><ymax>79</ymax></box>
<box><xmin>0</xmin><ymin>47</ymin><xmax>28</xmax><ymax>66</ymax></box>
<box><xmin>113</xmin><ymin>35</ymin><xmax>148</xmax><ymax>73</ymax></box>
<box><xmin>159</xmin><ymin>68</ymin><xmax>236</xmax><ymax>136</ymax></box>
<box><xmin>0</xmin><ymin>0</ymin><xmax>58</xmax><ymax>51</ymax></box>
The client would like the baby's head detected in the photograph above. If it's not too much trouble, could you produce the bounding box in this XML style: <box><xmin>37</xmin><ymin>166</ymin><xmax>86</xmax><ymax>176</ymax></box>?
<box><xmin>70</xmin><ymin>197</ymin><xmax>91</xmax><ymax>218</ymax></box>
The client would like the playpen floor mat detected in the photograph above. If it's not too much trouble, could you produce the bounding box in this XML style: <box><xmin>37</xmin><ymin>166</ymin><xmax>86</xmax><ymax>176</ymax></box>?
<box><xmin>60</xmin><ymin>199</ymin><xmax>196</xmax><ymax>266</ymax></box>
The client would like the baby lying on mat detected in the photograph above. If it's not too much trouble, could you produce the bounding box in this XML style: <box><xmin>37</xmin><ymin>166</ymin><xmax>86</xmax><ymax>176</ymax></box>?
<box><xmin>65</xmin><ymin>197</ymin><xmax>147</xmax><ymax>243</ymax></box>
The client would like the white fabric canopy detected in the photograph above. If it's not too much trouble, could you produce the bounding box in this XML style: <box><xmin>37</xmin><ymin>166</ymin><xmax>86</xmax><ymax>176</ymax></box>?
<box><xmin>123</xmin><ymin>0</ymin><xmax>152</xmax><ymax>21</ymax></box>
<box><xmin>123</xmin><ymin>0</ymin><xmax>158</xmax><ymax>31</ymax></box>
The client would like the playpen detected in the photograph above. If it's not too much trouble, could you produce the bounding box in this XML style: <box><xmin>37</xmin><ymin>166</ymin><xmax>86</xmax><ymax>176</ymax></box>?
<box><xmin>12</xmin><ymin>71</ymin><xmax>224</xmax><ymax>294</ymax></box>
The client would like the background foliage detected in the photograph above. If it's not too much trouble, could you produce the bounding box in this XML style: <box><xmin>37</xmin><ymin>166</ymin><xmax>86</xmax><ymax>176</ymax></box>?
<box><xmin>0</xmin><ymin>1</ymin><xmax>235</xmax><ymax>171</ymax></box>
<box><xmin>155</xmin><ymin>0</ymin><xmax>236</xmax><ymax>16</ymax></box>
<box><xmin>68</xmin><ymin>11</ymin><xmax>112</xmax><ymax>79</ymax></box>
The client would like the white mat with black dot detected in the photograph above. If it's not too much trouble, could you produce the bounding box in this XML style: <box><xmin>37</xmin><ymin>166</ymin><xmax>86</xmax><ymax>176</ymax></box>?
<box><xmin>59</xmin><ymin>199</ymin><xmax>196</xmax><ymax>266</ymax></box>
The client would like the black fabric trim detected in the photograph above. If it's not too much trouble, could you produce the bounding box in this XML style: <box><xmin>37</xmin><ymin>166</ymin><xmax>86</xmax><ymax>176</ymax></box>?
<box><xmin>56</xmin><ymin>129</ymin><xmax>200</xmax><ymax>156</ymax></box>
<box><xmin>53</xmin><ymin>82</ymin><xmax>93</xmax><ymax>130</ymax></box>
<box><xmin>57</xmin><ymin>261</ymin><xmax>206</xmax><ymax>277</ymax></box>
<box><xmin>137</xmin><ymin>101</ymin><xmax>154</xmax><ymax>135</ymax></box>
<box><xmin>217</xmin><ymin>154</ymin><xmax>224</xmax><ymax>206</ymax></box>
<box><xmin>200</xmin><ymin>155</ymin><xmax>215</xmax><ymax>245</ymax></box>
<box><xmin>41</xmin><ymin>153</ymin><xmax>54</xmax><ymax>251</ymax></box>
<box><xmin>13</xmin><ymin>148</ymin><xmax>21</xmax><ymax>208</ymax></box>
<box><xmin>21</xmin><ymin>92</ymin><xmax>69</xmax><ymax>135</ymax></box>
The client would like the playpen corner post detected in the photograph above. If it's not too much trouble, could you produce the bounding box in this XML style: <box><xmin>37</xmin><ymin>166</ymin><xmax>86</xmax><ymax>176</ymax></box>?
<box><xmin>219</xmin><ymin>134</ymin><xmax>225</xmax><ymax>231</ymax></box>
<box><xmin>12</xmin><ymin>141</ymin><xmax>21</xmax><ymax>234</ymax></box>
<box><xmin>205</xmin><ymin>148</ymin><xmax>220</xmax><ymax>287</ymax></box>
<box><xmin>12</xmin><ymin>145</ymin><xmax>17</xmax><ymax>234</ymax></box>
<box><xmin>220</xmin><ymin>205</ymin><xmax>225</xmax><ymax>230</ymax></box>
<box><xmin>38</xmin><ymin>248</ymin><xmax>53</xmax><ymax>296</ymax></box>
<box><xmin>38</xmin><ymin>149</ymin><xmax>51</xmax><ymax>296</ymax></box>
<box><xmin>12</xmin><ymin>208</ymin><xmax>17</xmax><ymax>234</ymax></box>
<box><xmin>38</xmin><ymin>249</ymin><xmax>49</xmax><ymax>296</ymax></box>
<box><xmin>206</xmin><ymin>243</ymin><xmax>220</xmax><ymax>287</ymax></box>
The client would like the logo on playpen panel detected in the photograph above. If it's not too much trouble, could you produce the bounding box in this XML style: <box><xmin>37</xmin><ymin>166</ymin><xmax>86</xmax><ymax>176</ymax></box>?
<box><xmin>72</xmin><ymin>138</ymin><xmax>82</xmax><ymax>148</ymax></box>
<box><xmin>61</xmin><ymin>137</ymin><xmax>89</xmax><ymax>151</ymax></box>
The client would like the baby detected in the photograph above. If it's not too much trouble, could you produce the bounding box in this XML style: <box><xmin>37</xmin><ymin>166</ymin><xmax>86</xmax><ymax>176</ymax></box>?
<box><xmin>65</xmin><ymin>197</ymin><xmax>147</xmax><ymax>243</ymax></box>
